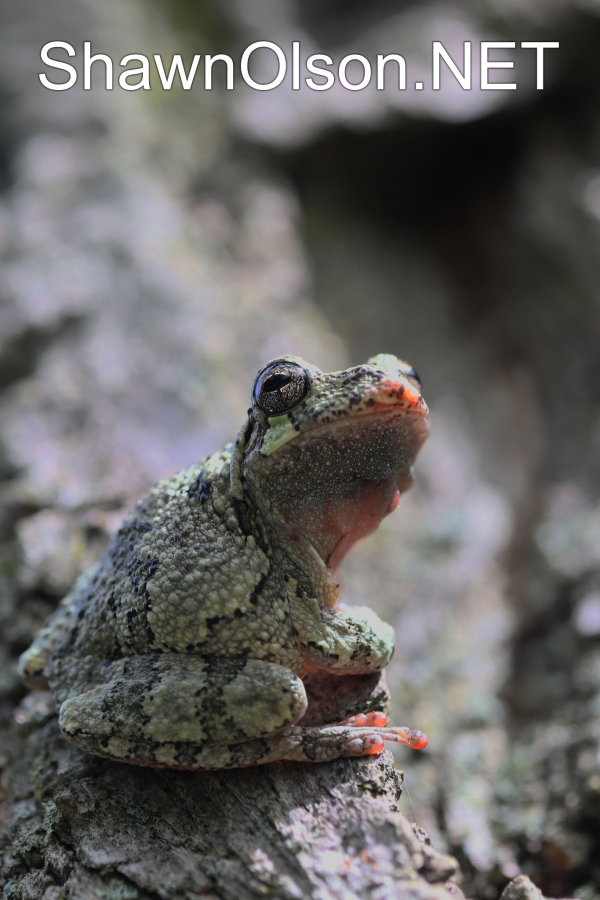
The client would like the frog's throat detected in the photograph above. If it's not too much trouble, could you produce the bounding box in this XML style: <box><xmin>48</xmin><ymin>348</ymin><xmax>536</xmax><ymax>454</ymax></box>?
<box><xmin>247</xmin><ymin>404</ymin><xmax>429</xmax><ymax>578</ymax></box>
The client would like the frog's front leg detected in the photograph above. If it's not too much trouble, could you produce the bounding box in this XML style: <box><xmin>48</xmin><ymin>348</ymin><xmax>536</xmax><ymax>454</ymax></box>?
<box><xmin>289</xmin><ymin>604</ymin><xmax>427</xmax><ymax>753</ymax></box>
<box><xmin>290</xmin><ymin>590</ymin><xmax>395</xmax><ymax>673</ymax></box>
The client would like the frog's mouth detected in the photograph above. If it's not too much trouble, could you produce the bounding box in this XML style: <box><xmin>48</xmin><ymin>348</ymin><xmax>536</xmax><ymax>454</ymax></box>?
<box><xmin>257</xmin><ymin>393</ymin><xmax>429</xmax><ymax>580</ymax></box>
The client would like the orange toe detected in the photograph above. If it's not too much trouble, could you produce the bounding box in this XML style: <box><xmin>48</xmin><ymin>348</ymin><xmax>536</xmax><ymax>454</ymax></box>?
<box><xmin>367</xmin><ymin>711</ymin><xmax>388</xmax><ymax>727</ymax></box>
<box><xmin>348</xmin><ymin>712</ymin><xmax>388</xmax><ymax>728</ymax></box>
<box><xmin>363</xmin><ymin>738</ymin><xmax>385</xmax><ymax>755</ymax></box>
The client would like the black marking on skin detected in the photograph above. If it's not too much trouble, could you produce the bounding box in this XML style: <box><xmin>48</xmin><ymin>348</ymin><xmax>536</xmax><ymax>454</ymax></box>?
<box><xmin>108</xmin><ymin>518</ymin><xmax>158</xmax><ymax>659</ymax></box>
<box><xmin>109</xmin><ymin>518</ymin><xmax>153</xmax><ymax>569</ymax></box>
<box><xmin>306</xmin><ymin>640</ymin><xmax>339</xmax><ymax>663</ymax></box>
<box><xmin>206</xmin><ymin>615</ymin><xmax>225</xmax><ymax>630</ymax></box>
<box><xmin>342</xmin><ymin>369</ymin><xmax>369</xmax><ymax>386</ymax></box>
<box><xmin>143</xmin><ymin>599</ymin><xmax>155</xmax><ymax>645</ymax></box>
<box><xmin>287</xmin><ymin>411</ymin><xmax>303</xmax><ymax>433</ymax></box>
<box><xmin>174</xmin><ymin>741</ymin><xmax>204</xmax><ymax>767</ymax></box>
<box><xmin>188</xmin><ymin>472</ymin><xmax>210</xmax><ymax>503</ymax></box>
<box><xmin>203</xmin><ymin>657</ymin><xmax>247</xmax><ymax>688</ymax></box>
<box><xmin>249</xmin><ymin>572</ymin><xmax>267</xmax><ymax>605</ymax></box>
<box><xmin>227</xmin><ymin>737</ymin><xmax>272</xmax><ymax>766</ymax></box>
<box><xmin>350</xmin><ymin>640</ymin><xmax>370</xmax><ymax>662</ymax></box>
<box><xmin>300</xmin><ymin>734</ymin><xmax>319</xmax><ymax>762</ymax></box>
<box><xmin>120</xmin><ymin>546</ymin><xmax>159</xmax><ymax>645</ymax></box>
<box><xmin>232</xmin><ymin>497</ymin><xmax>252</xmax><ymax>537</ymax></box>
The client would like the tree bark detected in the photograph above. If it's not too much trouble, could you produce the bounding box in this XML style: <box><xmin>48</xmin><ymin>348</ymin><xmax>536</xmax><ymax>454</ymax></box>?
<box><xmin>2</xmin><ymin>702</ymin><xmax>465</xmax><ymax>900</ymax></box>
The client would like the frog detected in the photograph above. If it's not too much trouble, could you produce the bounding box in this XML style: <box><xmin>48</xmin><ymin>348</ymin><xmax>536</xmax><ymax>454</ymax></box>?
<box><xmin>18</xmin><ymin>353</ymin><xmax>430</xmax><ymax>769</ymax></box>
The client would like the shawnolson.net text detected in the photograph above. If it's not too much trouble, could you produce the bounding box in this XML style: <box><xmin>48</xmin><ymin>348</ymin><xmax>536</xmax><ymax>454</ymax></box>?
<box><xmin>40</xmin><ymin>40</ymin><xmax>559</xmax><ymax>92</ymax></box>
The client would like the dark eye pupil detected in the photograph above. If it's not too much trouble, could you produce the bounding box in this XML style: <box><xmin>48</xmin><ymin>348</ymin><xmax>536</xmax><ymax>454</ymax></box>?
<box><xmin>262</xmin><ymin>373</ymin><xmax>292</xmax><ymax>392</ymax></box>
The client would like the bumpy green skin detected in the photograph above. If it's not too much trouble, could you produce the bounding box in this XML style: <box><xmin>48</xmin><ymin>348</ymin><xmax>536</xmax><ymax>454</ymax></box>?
<box><xmin>18</xmin><ymin>354</ymin><xmax>429</xmax><ymax>769</ymax></box>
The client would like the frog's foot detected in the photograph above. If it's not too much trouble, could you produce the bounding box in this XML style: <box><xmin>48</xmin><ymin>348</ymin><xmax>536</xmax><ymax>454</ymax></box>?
<box><xmin>321</xmin><ymin>723</ymin><xmax>428</xmax><ymax>753</ymax></box>
<box><xmin>280</xmin><ymin>724</ymin><xmax>388</xmax><ymax>761</ymax></box>
<box><xmin>337</xmin><ymin>712</ymin><xmax>430</xmax><ymax>750</ymax></box>
<box><xmin>242</xmin><ymin>722</ymin><xmax>428</xmax><ymax>765</ymax></box>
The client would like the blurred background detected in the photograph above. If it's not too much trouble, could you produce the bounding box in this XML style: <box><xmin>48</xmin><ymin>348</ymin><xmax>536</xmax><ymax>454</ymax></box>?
<box><xmin>1</xmin><ymin>0</ymin><xmax>600</xmax><ymax>896</ymax></box>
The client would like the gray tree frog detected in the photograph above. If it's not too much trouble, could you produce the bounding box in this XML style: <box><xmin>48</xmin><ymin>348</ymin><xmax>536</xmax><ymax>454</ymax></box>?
<box><xmin>18</xmin><ymin>354</ymin><xmax>430</xmax><ymax>769</ymax></box>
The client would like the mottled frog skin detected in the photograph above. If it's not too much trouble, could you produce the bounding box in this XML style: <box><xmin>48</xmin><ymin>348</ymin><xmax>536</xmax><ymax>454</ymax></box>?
<box><xmin>19</xmin><ymin>354</ymin><xmax>430</xmax><ymax>769</ymax></box>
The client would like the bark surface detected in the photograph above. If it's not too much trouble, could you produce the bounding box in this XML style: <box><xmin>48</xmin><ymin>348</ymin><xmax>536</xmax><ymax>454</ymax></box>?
<box><xmin>1</xmin><ymin>713</ymin><xmax>463</xmax><ymax>900</ymax></box>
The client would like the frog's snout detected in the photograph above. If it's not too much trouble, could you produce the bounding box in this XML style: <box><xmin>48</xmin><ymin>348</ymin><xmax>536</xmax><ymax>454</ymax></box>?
<box><xmin>367</xmin><ymin>377</ymin><xmax>429</xmax><ymax>418</ymax></box>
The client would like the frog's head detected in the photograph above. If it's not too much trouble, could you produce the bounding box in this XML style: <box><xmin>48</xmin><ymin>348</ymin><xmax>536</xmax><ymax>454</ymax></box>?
<box><xmin>232</xmin><ymin>354</ymin><xmax>430</xmax><ymax>575</ymax></box>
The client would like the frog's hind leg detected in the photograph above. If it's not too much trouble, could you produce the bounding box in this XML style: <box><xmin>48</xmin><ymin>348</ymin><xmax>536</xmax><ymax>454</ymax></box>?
<box><xmin>55</xmin><ymin>654</ymin><xmax>310</xmax><ymax>768</ymax></box>
<box><xmin>54</xmin><ymin>654</ymin><xmax>426</xmax><ymax>770</ymax></box>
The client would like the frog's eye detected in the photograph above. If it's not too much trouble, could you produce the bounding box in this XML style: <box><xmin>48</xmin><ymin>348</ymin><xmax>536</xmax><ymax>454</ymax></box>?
<box><xmin>254</xmin><ymin>362</ymin><xmax>310</xmax><ymax>415</ymax></box>
<box><xmin>398</xmin><ymin>365</ymin><xmax>421</xmax><ymax>389</ymax></box>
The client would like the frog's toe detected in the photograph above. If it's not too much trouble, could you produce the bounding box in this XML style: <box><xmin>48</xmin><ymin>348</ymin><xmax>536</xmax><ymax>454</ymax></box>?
<box><xmin>339</xmin><ymin>733</ymin><xmax>385</xmax><ymax>757</ymax></box>
<box><xmin>342</xmin><ymin>711</ymin><xmax>388</xmax><ymax>728</ymax></box>
<box><xmin>381</xmin><ymin>727</ymin><xmax>429</xmax><ymax>750</ymax></box>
